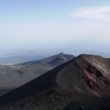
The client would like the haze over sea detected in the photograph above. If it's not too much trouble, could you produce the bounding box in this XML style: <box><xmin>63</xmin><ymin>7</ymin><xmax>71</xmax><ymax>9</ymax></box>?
<box><xmin>0</xmin><ymin>0</ymin><xmax>110</xmax><ymax>58</ymax></box>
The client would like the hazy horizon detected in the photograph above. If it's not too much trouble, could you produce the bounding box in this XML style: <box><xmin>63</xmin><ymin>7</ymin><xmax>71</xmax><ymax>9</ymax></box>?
<box><xmin>0</xmin><ymin>0</ymin><xmax>110</xmax><ymax>58</ymax></box>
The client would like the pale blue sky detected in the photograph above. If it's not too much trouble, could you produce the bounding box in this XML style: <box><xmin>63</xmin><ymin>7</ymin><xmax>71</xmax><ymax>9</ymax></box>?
<box><xmin>0</xmin><ymin>0</ymin><xmax>110</xmax><ymax>57</ymax></box>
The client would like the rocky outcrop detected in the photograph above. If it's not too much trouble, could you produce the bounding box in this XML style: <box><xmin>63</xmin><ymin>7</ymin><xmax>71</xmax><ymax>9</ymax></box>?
<box><xmin>75</xmin><ymin>55</ymin><xmax>110</xmax><ymax>96</ymax></box>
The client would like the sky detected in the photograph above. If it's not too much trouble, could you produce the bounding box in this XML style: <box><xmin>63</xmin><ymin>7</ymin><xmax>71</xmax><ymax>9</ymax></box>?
<box><xmin>0</xmin><ymin>0</ymin><xmax>110</xmax><ymax>57</ymax></box>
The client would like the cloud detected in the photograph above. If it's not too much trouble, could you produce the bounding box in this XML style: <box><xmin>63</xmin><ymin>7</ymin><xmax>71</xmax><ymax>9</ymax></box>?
<box><xmin>71</xmin><ymin>6</ymin><xmax>110</xmax><ymax>20</ymax></box>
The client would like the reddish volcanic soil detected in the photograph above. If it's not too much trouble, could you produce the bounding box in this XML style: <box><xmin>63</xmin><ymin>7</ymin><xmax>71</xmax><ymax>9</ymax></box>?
<box><xmin>75</xmin><ymin>54</ymin><xmax>110</xmax><ymax>96</ymax></box>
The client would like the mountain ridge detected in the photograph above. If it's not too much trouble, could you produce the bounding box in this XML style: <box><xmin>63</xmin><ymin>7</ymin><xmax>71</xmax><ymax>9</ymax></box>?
<box><xmin>0</xmin><ymin>54</ymin><xmax>110</xmax><ymax>110</ymax></box>
<box><xmin>17</xmin><ymin>53</ymin><xmax>74</xmax><ymax>67</ymax></box>
<box><xmin>0</xmin><ymin>53</ymin><xmax>74</xmax><ymax>96</ymax></box>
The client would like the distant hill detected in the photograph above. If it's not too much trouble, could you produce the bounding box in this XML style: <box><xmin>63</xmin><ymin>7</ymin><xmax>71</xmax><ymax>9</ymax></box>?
<box><xmin>0</xmin><ymin>53</ymin><xmax>74</xmax><ymax>96</ymax></box>
<box><xmin>0</xmin><ymin>54</ymin><xmax>110</xmax><ymax>110</ymax></box>
<box><xmin>17</xmin><ymin>53</ymin><xmax>74</xmax><ymax>67</ymax></box>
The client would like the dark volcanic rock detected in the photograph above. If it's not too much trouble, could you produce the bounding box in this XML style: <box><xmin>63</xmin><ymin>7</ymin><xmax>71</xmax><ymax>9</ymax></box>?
<box><xmin>0</xmin><ymin>54</ymin><xmax>110</xmax><ymax>110</ymax></box>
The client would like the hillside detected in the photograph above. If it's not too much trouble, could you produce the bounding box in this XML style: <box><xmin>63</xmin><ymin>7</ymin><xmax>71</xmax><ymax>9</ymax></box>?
<box><xmin>17</xmin><ymin>53</ymin><xmax>74</xmax><ymax>67</ymax></box>
<box><xmin>0</xmin><ymin>54</ymin><xmax>110</xmax><ymax>110</ymax></box>
<box><xmin>0</xmin><ymin>53</ymin><xmax>74</xmax><ymax>96</ymax></box>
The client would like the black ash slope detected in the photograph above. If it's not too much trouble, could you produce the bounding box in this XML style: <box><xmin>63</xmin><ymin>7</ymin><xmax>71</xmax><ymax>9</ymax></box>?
<box><xmin>0</xmin><ymin>54</ymin><xmax>110</xmax><ymax>110</ymax></box>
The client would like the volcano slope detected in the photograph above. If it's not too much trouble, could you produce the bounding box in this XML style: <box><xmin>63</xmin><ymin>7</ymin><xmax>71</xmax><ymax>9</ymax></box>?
<box><xmin>0</xmin><ymin>53</ymin><xmax>74</xmax><ymax>96</ymax></box>
<box><xmin>0</xmin><ymin>54</ymin><xmax>110</xmax><ymax>110</ymax></box>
